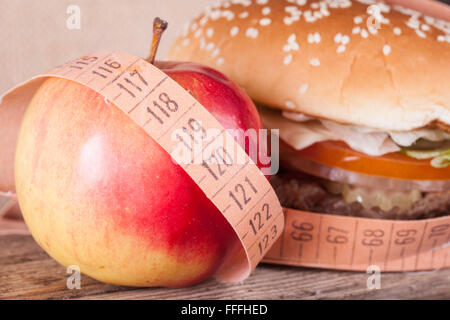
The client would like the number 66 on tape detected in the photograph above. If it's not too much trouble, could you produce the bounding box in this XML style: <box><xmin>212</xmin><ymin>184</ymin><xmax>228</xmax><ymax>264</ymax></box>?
<box><xmin>2</xmin><ymin>51</ymin><xmax>285</xmax><ymax>282</ymax></box>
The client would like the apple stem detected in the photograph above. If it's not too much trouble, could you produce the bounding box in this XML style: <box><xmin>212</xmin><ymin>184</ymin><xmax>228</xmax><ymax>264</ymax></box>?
<box><xmin>146</xmin><ymin>17</ymin><xmax>168</xmax><ymax>64</ymax></box>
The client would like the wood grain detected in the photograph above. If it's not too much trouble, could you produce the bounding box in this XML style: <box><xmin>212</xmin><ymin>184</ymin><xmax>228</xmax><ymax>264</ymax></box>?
<box><xmin>0</xmin><ymin>234</ymin><xmax>449</xmax><ymax>300</ymax></box>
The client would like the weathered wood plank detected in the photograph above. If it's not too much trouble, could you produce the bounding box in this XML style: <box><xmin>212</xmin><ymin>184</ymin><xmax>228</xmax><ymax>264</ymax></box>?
<box><xmin>0</xmin><ymin>235</ymin><xmax>448</xmax><ymax>300</ymax></box>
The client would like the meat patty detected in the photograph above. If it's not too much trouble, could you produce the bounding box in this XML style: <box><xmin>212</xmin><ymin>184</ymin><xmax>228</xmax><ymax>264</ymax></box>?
<box><xmin>271</xmin><ymin>172</ymin><xmax>450</xmax><ymax>220</ymax></box>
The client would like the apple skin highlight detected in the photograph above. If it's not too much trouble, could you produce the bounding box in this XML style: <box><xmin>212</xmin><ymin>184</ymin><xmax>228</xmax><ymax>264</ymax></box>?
<box><xmin>14</xmin><ymin>62</ymin><xmax>264</xmax><ymax>287</ymax></box>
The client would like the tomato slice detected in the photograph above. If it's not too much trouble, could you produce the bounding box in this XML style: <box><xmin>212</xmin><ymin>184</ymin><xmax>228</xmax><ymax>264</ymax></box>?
<box><xmin>287</xmin><ymin>140</ymin><xmax>450</xmax><ymax>181</ymax></box>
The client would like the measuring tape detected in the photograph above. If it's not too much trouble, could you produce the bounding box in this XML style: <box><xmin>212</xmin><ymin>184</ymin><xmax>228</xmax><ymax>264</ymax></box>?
<box><xmin>264</xmin><ymin>209</ymin><xmax>450</xmax><ymax>271</ymax></box>
<box><xmin>0</xmin><ymin>51</ymin><xmax>449</xmax><ymax>280</ymax></box>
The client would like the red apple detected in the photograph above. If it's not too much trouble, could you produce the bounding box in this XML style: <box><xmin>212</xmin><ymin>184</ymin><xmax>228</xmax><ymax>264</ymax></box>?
<box><xmin>14</xmin><ymin>19</ymin><xmax>265</xmax><ymax>287</ymax></box>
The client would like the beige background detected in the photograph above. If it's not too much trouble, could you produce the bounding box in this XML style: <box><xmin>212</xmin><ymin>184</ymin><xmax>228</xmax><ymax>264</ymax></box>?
<box><xmin>0</xmin><ymin>0</ymin><xmax>212</xmax><ymax>93</ymax></box>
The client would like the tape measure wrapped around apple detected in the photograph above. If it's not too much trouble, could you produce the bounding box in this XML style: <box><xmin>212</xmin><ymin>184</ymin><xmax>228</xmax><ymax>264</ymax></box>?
<box><xmin>0</xmin><ymin>18</ymin><xmax>284</xmax><ymax>287</ymax></box>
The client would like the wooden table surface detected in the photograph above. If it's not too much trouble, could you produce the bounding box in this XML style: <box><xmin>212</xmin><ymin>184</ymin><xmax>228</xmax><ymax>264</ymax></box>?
<box><xmin>1</xmin><ymin>234</ymin><xmax>449</xmax><ymax>300</ymax></box>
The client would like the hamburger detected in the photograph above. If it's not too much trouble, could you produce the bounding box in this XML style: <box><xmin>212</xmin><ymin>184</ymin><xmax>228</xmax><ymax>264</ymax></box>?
<box><xmin>168</xmin><ymin>0</ymin><xmax>450</xmax><ymax>220</ymax></box>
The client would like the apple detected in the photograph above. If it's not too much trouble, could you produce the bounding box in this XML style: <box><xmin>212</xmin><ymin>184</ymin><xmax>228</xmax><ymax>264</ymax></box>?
<box><xmin>14</xmin><ymin>18</ymin><xmax>265</xmax><ymax>287</ymax></box>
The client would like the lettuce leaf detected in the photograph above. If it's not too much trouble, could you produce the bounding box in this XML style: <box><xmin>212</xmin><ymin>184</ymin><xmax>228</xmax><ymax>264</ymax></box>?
<box><xmin>431</xmin><ymin>153</ymin><xmax>450</xmax><ymax>168</ymax></box>
<box><xmin>402</xmin><ymin>147</ymin><xmax>450</xmax><ymax>168</ymax></box>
